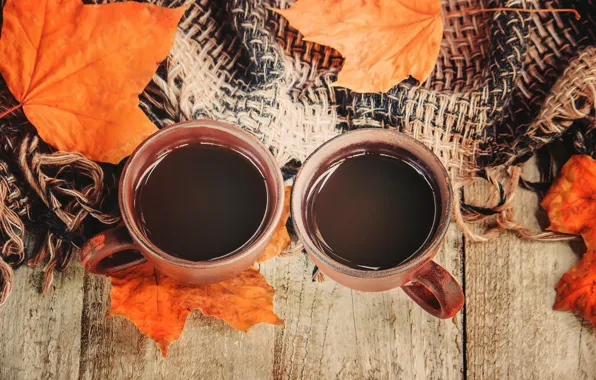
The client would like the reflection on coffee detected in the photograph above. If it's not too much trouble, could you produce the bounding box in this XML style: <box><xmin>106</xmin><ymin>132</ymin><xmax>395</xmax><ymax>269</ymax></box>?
<box><xmin>135</xmin><ymin>144</ymin><xmax>268</xmax><ymax>261</ymax></box>
<box><xmin>310</xmin><ymin>154</ymin><xmax>438</xmax><ymax>270</ymax></box>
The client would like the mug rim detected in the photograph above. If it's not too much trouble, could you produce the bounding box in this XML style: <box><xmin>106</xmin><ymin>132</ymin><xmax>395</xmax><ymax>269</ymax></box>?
<box><xmin>119</xmin><ymin>119</ymin><xmax>285</xmax><ymax>269</ymax></box>
<box><xmin>291</xmin><ymin>128</ymin><xmax>453</xmax><ymax>279</ymax></box>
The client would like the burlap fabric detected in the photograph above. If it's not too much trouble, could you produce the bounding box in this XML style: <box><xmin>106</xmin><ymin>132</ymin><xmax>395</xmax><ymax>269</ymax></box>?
<box><xmin>0</xmin><ymin>0</ymin><xmax>594</xmax><ymax>304</ymax></box>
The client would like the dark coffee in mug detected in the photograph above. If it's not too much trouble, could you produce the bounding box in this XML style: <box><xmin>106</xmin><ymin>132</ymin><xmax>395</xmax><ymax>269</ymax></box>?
<box><xmin>309</xmin><ymin>153</ymin><xmax>438</xmax><ymax>270</ymax></box>
<box><xmin>135</xmin><ymin>143</ymin><xmax>268</xmax><ymax>262</ymax></box>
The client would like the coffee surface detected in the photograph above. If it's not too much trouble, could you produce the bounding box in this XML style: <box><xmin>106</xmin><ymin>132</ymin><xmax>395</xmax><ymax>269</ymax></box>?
<box><xmin>312</xmin><ymin>154</ymin><xmax>437</xmax><ymax>270</ymax></box>
<box><xmin>136</xmin><ymin>144</ymin><xmax>268</xmax><ymax>261</ymax></box>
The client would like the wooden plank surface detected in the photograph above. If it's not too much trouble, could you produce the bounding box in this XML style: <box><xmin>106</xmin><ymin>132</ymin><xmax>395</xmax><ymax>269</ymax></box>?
<box><xmin>464</xmin><ymin>160</ymin><xmax>596</xmax><ymax>380</ymax></box>
<box><xmin>0</xmin><ymin>228</ymin><xmax>463</xmax><ymax>380</ymax></box>
<box><xmin>1</xmin><ymin>159</ymin><xmax>595</xmax><ymax>380</ymax></box>
<box><xmin>270</xmin><ymin>227</ymin><xmax>463</xmax><ymax>380</ymax></box>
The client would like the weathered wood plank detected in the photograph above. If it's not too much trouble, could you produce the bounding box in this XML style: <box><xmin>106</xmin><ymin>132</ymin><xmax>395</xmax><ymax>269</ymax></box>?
<box><xmin>1</xmin><ymin>226</ymin><xmax>463</xmax><ymax>380</ymax></box>
<box><xmin>464</xmin><ymin>160</ymin><xmax>596</xmax><ymax>380</ymax></box>
<box><xmin>270</xmin><ymin>224</ymin><xmax>464</xmax><ymax>380</ymax></box>
<box><xmin>0</xmin><ymin>265</ymin><xmax>85</xmax><ymax>380</ymax></box>
<box><xmin>77</xmin><ymin>262</ymin><xmax>277</xmax><ymax>380</ymax></box>
<box><xmin>383</xmin><ymin>224</ymin><xmax>464</xmax><ymax>380</ymax></box>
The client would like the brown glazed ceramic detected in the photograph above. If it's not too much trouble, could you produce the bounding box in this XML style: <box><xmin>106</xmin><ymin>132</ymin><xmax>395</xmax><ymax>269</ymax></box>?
<box><xmin>80</xmin><ymin>120</ymin><xmax>284</xmax><ymax>284</ymax></box>
<box><xmin>291</xmin><ymin>129</ymin><xmax>464</xmax><ymax>319</ymax></box>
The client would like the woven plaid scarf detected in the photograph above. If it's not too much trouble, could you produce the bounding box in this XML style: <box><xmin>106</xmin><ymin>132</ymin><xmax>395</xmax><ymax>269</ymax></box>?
<box><xmin>0</xmin><ymin>0</ymin><xmax>594</xmax><ymax>303</ymax></box>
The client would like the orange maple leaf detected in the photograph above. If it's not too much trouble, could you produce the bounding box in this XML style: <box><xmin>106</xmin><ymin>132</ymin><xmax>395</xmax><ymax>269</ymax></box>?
<box><xmin>0</xmin><ymin>0</ymin><xmax>184</xmax><ymax>163</ymax></box>
<box><xmin>542</xmin><ymin>155</ymin><xmax>596</xmax><ymax>326</ymax></box>
<box><xmin>109</xmin><ymin>263</ymin><xmax>283</xmax><ymax>356</ymax></box>
<box><xmin>542</xmin><ymin>155</ymin><xmax>596</xmax><ymax>249</ymax></box>
<box><xmin>258</xmin><ymin>186</ymin><xmax>292</xmax><ymax>263</ymax></box>
<box><xmin>273</xmin><ymin>0</ymin><xmax>444</xmax><ymax>92</ymax></box>
<box><xmin>553</xmin><ymin>251</ymin><xmax>596</xmax><ymax>326</ymax></box>
<box><xmin>273</xmin><ymin>3</ymin><xmax>580</xmax><ymax>93</ymax></box>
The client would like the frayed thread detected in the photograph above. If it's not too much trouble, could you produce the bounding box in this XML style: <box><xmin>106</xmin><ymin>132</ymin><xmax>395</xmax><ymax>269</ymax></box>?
<box><xmin>453</xmin><ymin>166</ymin><xmax>576</xmax><ymax>243</ymax></box>
<box><xmin>0</xmin><ymin>134</ymin><xmax>120</xmax><ymax>304</ymax></box>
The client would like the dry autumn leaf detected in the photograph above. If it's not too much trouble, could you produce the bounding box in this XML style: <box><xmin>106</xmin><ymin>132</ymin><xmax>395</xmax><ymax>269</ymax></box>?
<box><xmin>109</xmin><ymin>263</ymin><xmax>283</xmax><ymax>356</ymax></box>
<box><xmin>553</xmin><ymin>252</ymin><xmax>596</xmax><ymax>326</ymax></box>
<box><xmin>273</xmin><ymin>3</ymin><xmax>580</xmax><ymax>93</ymax></box>
<box><xmin>0</xmin><ymin>0</ymin><xmax>184</xmax><ymax>163</ymax></box>
<box><xmin>542</xmin><ymin>155</ymin><xmax>596</xmax><ymax>249</ymax></box>
<box><xmin>542</xmin><ymin>155</ymin><xmax>596</xmax><ymax>327</ymax></box>
<box><xmin>273</xmin><ymin>0</ymin><xmax>443</xmax><ymax>92</ymax></box>
<box><xmin>258</xmin><ymin>186</ymin><xmax>292</xmax><ymax>263</ymax></box>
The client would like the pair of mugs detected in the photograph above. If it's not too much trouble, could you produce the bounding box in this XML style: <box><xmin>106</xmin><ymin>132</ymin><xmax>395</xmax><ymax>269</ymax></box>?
<box><xmin>81</xmin><ymin>120</ymin><xmax>464</xmax><ymax>319</ymax></box>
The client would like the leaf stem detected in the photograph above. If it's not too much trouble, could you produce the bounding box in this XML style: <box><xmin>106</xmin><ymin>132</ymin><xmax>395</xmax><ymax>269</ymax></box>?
<box><xmin>443</xmin><ymin>8</ymin><xmax>580</xmax><ymax>20</ymax></box>
<box><xmin>0</xmin><ymin>104</ymin><xmax>22</xmax><ymax>119</ymax></box>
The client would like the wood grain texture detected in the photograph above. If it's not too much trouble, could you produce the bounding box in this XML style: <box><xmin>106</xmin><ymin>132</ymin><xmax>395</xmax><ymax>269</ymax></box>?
<box><xmin>77</xmin><ymin>263</ymin><xmax>276</xmax><ymax>380</ymax></box>
<box><xmin>3</xmin><ymin>159</ymin><xmax>596</xmax><ymax>379</ymax></box>
<box><xmin>0</xmin><ymin>230</ymin><xmax>463</xmax><ymax>380</ymax></box>
<box><xmin>0</xmin><ymin>265</ymin><xmax>85</xmax><ymax>380</ymax></box>
<box><xmin>270</xmin><ymin>225</ymin><xmax>463</xmax><ymax>380</ymax></box>
<box><xmin>464</xmin><ymin>160</ymin><xmax>596</xmax><ymax>380</ymax></box>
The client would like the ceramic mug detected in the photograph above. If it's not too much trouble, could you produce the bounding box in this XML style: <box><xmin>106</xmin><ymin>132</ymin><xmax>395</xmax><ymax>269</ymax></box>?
<box><xmin>80</xmin><ymin>120</ymin><xmax>285</xmax><ymax>284</ymax></box>
<box><xmin>291</xmin><ymin>129</ymin><xmax>464</xmax><ymax>318</ymax></box>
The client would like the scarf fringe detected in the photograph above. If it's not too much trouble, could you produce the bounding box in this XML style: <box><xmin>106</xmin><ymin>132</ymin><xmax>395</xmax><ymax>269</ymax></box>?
<box><xmin>453</xmin><ymin>166</ymin><xmax>577</xmax><ymax>243</ymax></box>
<box><xmin>0</xmin><ymin>134</ymin><xmax>119</xmax><ymax>306</ymax></box>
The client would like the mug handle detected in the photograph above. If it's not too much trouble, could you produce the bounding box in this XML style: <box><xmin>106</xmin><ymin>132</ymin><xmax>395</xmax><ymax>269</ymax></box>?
<box><xmin>80</xmin><ymin>226</ymin><xmax>147</xmax><ymax>275</ymax></box>
<box><xmin>402</xmin><ymin>260</ymin><xmax>464</xmax><ymax>319</ymax></box>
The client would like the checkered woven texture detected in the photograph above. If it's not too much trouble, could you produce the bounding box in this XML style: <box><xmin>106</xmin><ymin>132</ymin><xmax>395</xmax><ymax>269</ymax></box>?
<box><xmin>0</xmin><ymin>0</ymin><xmax>594</xmax><ymax>303</ymax></box>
